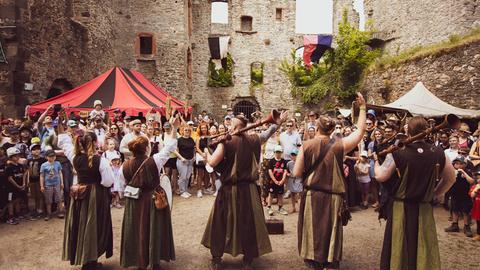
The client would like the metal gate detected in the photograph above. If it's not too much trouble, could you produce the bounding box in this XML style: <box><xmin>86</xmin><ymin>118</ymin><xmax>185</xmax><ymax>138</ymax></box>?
<box><xmin>233</xmin><ymin>100</ymin><xmax>258</xmax><ymax>122</ymax></box>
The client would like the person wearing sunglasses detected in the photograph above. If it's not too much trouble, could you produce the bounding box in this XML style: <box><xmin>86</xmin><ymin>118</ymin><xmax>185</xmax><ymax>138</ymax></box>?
<box><xmin>279</xmin><ymin>120</ymin><xmax>302</xmax><ymax>163</ymax></box>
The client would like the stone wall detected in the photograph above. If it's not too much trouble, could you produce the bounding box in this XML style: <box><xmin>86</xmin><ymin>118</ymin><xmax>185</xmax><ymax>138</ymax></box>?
<box><xmin>0</xmin><ymin>0</ymin><xmax>16</xmax><ymax>115</ymax></box>
<box><xmin>190</xmin><ymin>0</ymin><xmax>304</xmax><ymax>118</ymax></box>
<box><xmin>362</xmin><ymin>39</ymin><xmax>480</xmax><ymax>110</ymax></box>
<box><xmin>364</xmin><ymin>0</ymin><xmax>480</xmax><ymax>54</ymax></box>
<box><xmin>0</xmin><ymin>0</ymin><xmax>117</xmax><ymax>117</ymax></box>
<box><xmin>108</xmin><ymin>0</ymin><xmax>190</xmax><ymax>99</ymax></box>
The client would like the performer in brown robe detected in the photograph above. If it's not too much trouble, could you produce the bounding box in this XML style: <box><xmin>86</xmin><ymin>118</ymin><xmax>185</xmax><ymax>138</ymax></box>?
<box><xmin>374</xmin><ymin>116</ymin><xmax>455</xmax><ymax>270</ymax></box>
<box><xmin>120</xmin><ymin>119</ymin><xmax>180</xmax><ymax>270</ymax></box>
<box><xmin>292</xmin><ymin>93</ymin><xmax>367</xmax><ymax>270</ymax></box>
<box><xmin>202</xmin><ymin>111</ymin><xmax>288</xmax><ymax>270</ymax></box>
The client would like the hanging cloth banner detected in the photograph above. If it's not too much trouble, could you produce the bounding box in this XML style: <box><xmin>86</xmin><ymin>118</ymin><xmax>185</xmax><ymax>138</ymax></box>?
<box><xmin>295</xmin><ymin>0</ymin><xmax>333</xmax><ymax>34</ymax></box>
<box><xmin>0</xmin><ymin>40</ymin><xmax>7</xmax><ymax>63</ymax></box>
<box><xmin>208</xmin><ymin>36</ymin><xmax>230</xmax><ymax>59</ymax></box>
<box><xmin>303</xmin><ymin>34</ymin><xmax>332</xmax><ymax>67</ymax></box>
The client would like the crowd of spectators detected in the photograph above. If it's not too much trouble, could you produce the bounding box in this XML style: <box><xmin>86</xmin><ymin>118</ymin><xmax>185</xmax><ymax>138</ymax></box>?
<box><xmin>0</xmin><ymin>102</ymin><xmax>479</xmax><ymax>242</ymax></box>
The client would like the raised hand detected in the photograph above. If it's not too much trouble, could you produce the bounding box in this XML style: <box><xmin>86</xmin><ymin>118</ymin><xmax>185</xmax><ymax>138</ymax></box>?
<box><xmin>356</xmin><ymin>92</ymin><xmax>366</xmax><ymax>108</ymax></box>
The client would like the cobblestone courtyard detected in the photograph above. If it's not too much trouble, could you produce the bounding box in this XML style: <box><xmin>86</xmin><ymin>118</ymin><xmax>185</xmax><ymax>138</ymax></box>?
<box><xmin>0</xmin><ymin>196</ymin><xmax>479</xmax><ymax>270</ymax></box>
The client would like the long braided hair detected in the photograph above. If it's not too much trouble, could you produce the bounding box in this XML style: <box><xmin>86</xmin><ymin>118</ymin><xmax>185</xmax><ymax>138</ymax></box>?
<box><xmin>74</xmin><ymin>131</ymin><xmax>98</xmax><ymax>168</ymax></box>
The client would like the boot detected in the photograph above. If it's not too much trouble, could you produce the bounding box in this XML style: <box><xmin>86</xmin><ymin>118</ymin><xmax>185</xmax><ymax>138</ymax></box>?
<box><xmin>209</xmin><ymin>257</ymin><xmax>222</xmax><ymax>270</ymax></box>
<box><xmin>464</xmin><ymin>225</ymin><xmax>473</xmax><ymax>237</ymax></box>
<box><xmin>243</xmin><ymin>256</ymin><xmax>254</xmax><ymax>270</ymax></box>
<box><xmin>444</xmin><ymin>222</ymin><xmax>459</xmax><ymax>232</ymax></box>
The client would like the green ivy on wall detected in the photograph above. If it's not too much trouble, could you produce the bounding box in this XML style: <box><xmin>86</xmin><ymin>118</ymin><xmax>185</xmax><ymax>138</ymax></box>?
<box><xmin>280</xmin><ymin>11</ymin><xmax>380</xmax><ymax>105</ymax></box>
<box><xmin>208</xmin><ymin>53</ymin><xmax>234</xmax><ymax>87</ymax></box>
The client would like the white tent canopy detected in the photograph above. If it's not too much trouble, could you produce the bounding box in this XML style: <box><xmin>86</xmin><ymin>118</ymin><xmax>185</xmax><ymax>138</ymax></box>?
<box><xmin>384</xmin><ymin>82</ymin><xmax>480</xmax><ymax>118</ymax></box>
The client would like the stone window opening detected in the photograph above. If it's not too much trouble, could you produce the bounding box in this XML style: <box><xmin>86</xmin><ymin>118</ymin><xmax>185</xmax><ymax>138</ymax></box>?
<box><xmin>135</xmin><ymin>33</ymin><xmax>156</xmax><ymax>57</ymax></box>
<box><xmin>240</xmin><ymin>16</ymin><xmax>253</xmax><ymax>32</ymax></box>
<box><xmin>211</xmin><ymin>0</ymin><xmax>229</xmax><ymax>24</ymax></box>
<box><xmin>250</xmin><ymin>62</ymin><xmax>264</xmax><ymax>86</ymax></box>
<box><xmin>276</xmin><ymin>8</ymin><xmax>283</xmax><ymax>21</ymax></box>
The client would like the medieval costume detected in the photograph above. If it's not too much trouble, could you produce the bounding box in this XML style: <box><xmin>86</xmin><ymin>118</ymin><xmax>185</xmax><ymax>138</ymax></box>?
<box><xmin>201</xmin><ymin>134</ymin><xmax>272</xmax><ymax>264</ymax></box>
<box><xmin>58</xmin><ymin>133</ymin><xmax>114</xmax><ymax>268</ymax></box>
<box><xmin>120</xmin><ymin>139</ymin><xmax>177</xmax><ymax>269</ymax></box>
<box><xmin>379</xmin><ymin>142</ymin><xmax>446</xmax><ymax>270</ymax></box>
<box><xmin>298</xmin><ymin>137</ymin><xmax>346</xmax><ymax>269</ymax></box>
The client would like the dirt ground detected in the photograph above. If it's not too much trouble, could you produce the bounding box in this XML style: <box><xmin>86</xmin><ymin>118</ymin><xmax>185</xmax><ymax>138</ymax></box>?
<box><xmin>0</xmin><ymin>196</ymin><xmax>479</xmax><ymax>270</ymax></box>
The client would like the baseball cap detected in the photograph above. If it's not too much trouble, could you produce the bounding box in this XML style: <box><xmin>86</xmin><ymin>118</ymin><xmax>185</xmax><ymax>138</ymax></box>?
<box><xmin>163</xmin><ymin>122</ymin><xmax>172</xmax><ymax>128</ymax></box>
<box><xmin>453</xmin><ymin>156</ymin><xmax>466</xmax><ymax>164</ymax></box>
<box><xmin>290</xmin><ymin>148</ymin><xmax>299</xmax><ymax>156</ymax></box>
<box><xmin>29</xmin><ymin>144</ymin><xmax>41</xmax><ymax>151</ymax></box>
<box><xmin>187</xmin><ymin>121</ymin><xmax>194</xmax><ymax>125</ymax></box>
<box><xmin>45</xmin><ymin>149</ymin><xmax>56</xmax><ymax>157</ymax></box>
<box><xmin>367</xmin><ymin>109</ymin><xmax>376</xmax><ymax>118</ymax></box>
<box><xmin>360</xmin><ymin>151</ymin><xmax>368</xmax><ymax>158</ymax></box>
<box><xmin>274</xmin><ymin>145</ymin><xmax>283</xmax><ymax>153</ymax></box>
<box><xmin>224</xmin><ymin>115</ymin><xmax>231</xmax><ymax>120</ymax></box>
<box><xmin>7</xmin><ymin>147</ymin><xmax>21</xmax><ymax>157</ymax></box>
<box><xmin>67</xmin><ymin>120</ymin><xmax>78</xmax><ymax>127</ymax></box>
<box><xmin>31</xmin><ymin>137</ymin><xmax>41</xmax><ymax>145</ymax></box>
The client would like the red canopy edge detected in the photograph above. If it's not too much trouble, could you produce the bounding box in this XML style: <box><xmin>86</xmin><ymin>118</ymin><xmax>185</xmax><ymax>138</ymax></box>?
<box><xmin>27</xmin><ymin>67</ymin><xmax>191</xmax><ymax>117</ymax></box>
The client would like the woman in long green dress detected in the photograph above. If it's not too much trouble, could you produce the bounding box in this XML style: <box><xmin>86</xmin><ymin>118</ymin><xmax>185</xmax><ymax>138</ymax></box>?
<box><xmin>58</xmin><ymin>128</ymin><xmax>114</xmax><ymax>270</ymax></box>
<box><xmin>119</xmin><ymin>131</ymin><xmax>178</xmax><ymax>270</ymax></box>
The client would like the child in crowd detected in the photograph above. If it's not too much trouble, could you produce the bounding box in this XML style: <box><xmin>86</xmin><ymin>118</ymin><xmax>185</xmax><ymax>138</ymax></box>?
<box><xmin>286</xmin><ymin>148</ymin><xmax>303</xmax><ymax>213</ymax></box>
<box><xmin>445</xmin><ymin>156</ymin><xmax>475</xmax><ymax>237</ymax></box>
<box><xmin>469</xmin><ymin>168</ymin><xmax>480</xmax><ymax>241</ymax></box>
<box><xmin>103</xmin><ymin>138</ymin><xmax>121</xmax><ymax>160</ymax></box>
<box><xmin>40</xmin><ymin>150</ymin><xmax>64</xmax><ymax>221</ymax></box>
<box><xmin>267</xmin><ymin>145</ymin><xmax>288</xmax><ymax>216</ymax></box>
<box><xmin>89</xmin><ymin>99</ymin><xmax>105</xmax><ymax>120</ymax></box>
<box><xmin>5</xmin><ymin>147</ymin><xmax>28</xmax><ymax>225</ymax></box>
<box><xmin>110</xmin><ymin>153</ymin><xmax>124</xmax><ymax>208</ymax></box>
<box><xmin>355</xmin><ymin>151</ymin><xmax>371</xmax><ymax>209</ymax></box>
<box><xmin>28</xmin><ymin>144</ymin><xmax>46</xmax><ymax>219</ymax></box>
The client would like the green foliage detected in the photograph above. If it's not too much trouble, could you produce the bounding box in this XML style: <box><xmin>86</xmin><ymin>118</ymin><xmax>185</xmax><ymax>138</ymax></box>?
<box><xmin>372</xmin><ymin>27</ymin><xmax>480</xmax><ymax>70</ymax></box>
<box><xmin>280</xmin><ymin>11</ymin><xmax>380</xmax><ymax>104</ymax></box>
<box><xmin>250</xmin><ymin>63</ymin><xmax>264</xmax><ymax>86</ymax></box>
<box><xmin>208</xmin><ymin>54</ymin><xmax>234</xmax><ymax>87</ymax></box>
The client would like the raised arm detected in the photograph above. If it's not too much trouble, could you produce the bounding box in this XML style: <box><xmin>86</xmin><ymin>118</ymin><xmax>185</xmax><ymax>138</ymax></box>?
<box><xmin>205</xmin><ymin>143</ymin><xmax>225</xmax><ymax>168</ymax></box>
<box><xmin>374</xmin><ymin>153</ymin><xmax>397</xmax><ymax>182</ymax></box>
<box><xmin>259</xmin><ymin>110</ymin><xmax>289</xmax><ymax>144</ymax></box>
<box><xmin>153</xmin><ymin>116</ymin><xmax>180</xmax><ymax>170</ymax></box>
<box><xmin>342</xmin><ymin>93</ymin><xmax>367</xmax><ymax>153</ymax></box>
<box><xmin>434</xmin><ymin>156</ymin><xmax>456</xmax><ymax>199</ymax></box>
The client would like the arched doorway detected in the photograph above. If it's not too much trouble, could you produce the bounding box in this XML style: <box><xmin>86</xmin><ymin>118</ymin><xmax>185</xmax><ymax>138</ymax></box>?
<box><xmin>232</xmin><ymin>97</ymin><xmax>259</xmax><ymax>122</ymax></box>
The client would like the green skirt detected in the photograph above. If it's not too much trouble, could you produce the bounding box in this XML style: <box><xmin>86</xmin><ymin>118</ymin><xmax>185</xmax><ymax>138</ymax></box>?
<box><xmin>120</xmin><ymin>190</ymin><xmax>175</xmax><ymax>268</ymax></box>
<box><xmin>62</xmin><ymin>184</ymin><xmax>113</xmax><ymax>265</ymax></box>
<box><xmin>202</xmin><ymin>183</ymin><xmax>272</xmax><ymax>258</ymax></box>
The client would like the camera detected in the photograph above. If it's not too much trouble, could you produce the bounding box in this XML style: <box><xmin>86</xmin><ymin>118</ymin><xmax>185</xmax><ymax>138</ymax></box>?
<box><xmin>53</xmin><ymin>104</ymin><xmax>62</xmax><ymax>112</ymax></box>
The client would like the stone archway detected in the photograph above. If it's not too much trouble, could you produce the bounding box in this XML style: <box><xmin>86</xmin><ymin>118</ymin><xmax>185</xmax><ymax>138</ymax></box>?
<box><xmin>232</xmin><ymin>97</ymin><xmax>260</xmax><ymax>122</ymax></box>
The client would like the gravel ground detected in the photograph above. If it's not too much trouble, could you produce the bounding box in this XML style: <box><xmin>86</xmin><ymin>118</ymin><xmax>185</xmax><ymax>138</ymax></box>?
<box><xmin>0</xmin><ymin>196</ymin><xmax>479</xmax><ymax>270</ymax></box>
